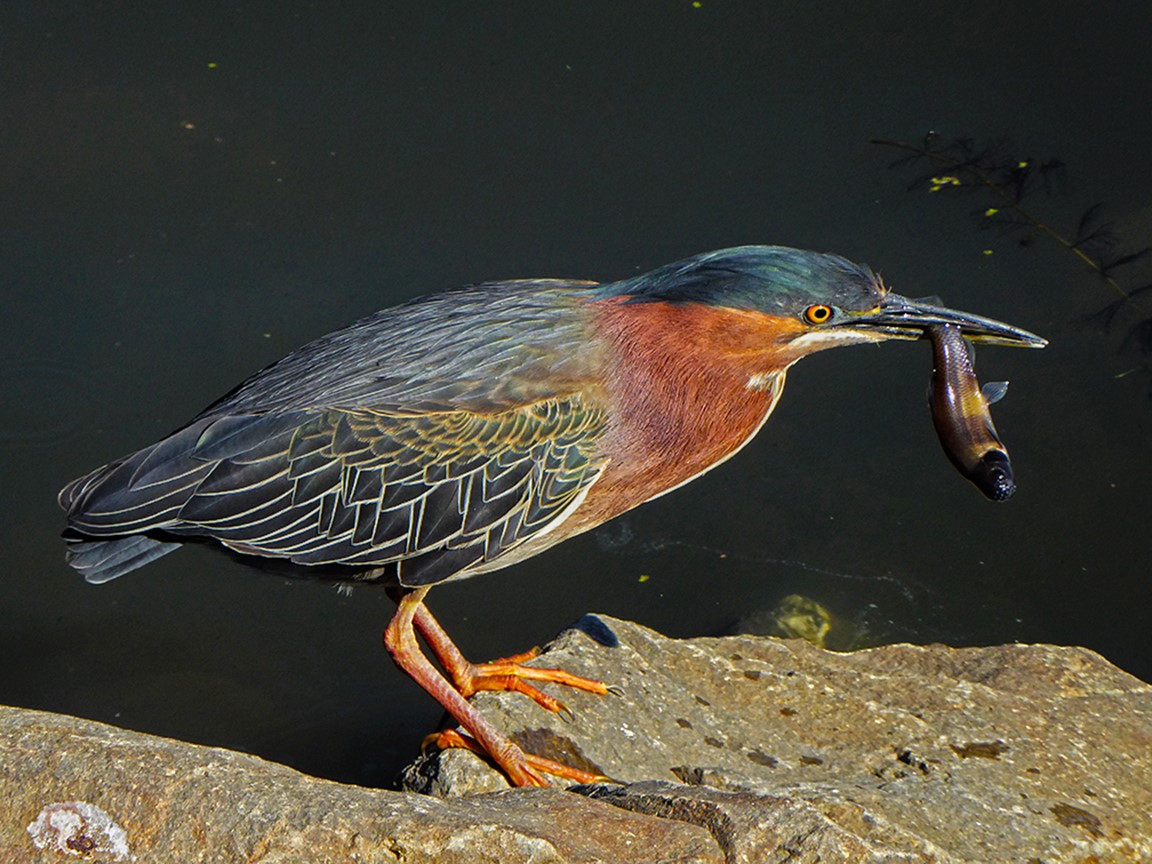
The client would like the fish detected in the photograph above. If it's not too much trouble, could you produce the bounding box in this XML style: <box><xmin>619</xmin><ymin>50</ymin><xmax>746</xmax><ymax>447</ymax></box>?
<box><xmin>927</xmin><ymin>323</ymin><xmax>1016</xmax><ymax>501</ymax></box>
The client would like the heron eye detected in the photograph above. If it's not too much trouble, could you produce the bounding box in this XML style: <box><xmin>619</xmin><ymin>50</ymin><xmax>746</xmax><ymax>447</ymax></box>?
<box><xmin>803</xmin><ymin>304</ymin><xmax>833</xmax><ymax>324</ymax></box>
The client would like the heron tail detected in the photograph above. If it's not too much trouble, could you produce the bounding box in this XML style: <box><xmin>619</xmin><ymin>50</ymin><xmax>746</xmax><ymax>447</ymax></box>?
<box><xmin>63</xmin><ymin>535</ymin><xmax>183</xmax><ymax>583</ymax></box>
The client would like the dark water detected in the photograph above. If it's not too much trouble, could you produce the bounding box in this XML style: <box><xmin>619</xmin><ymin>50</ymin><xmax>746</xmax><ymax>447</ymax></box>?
<box><xmin>3</xmin><ymin>2</ymin><xmax>1150</xmax><ymax>787</ymax></box>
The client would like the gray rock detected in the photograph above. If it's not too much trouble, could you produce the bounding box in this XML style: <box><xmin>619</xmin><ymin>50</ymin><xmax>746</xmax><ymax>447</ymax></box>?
<box><xmin>404</xmin><ymin>614</ymin><xmax>1152</xmax><ymax>862</ymax></box>
<box><xmin>3</xmin><ymin>615</ymin><xmax>1150</xmax><ymax>863</ymax></box>
<box><xmin>0</xmin><ymin>705</ymin><xmax>718</xmax><ymax>863</ymax></box>
<box><xmin>579</xmin><ymin>781</ymin><xmax>942</xmax><ymax>863</ymax></box>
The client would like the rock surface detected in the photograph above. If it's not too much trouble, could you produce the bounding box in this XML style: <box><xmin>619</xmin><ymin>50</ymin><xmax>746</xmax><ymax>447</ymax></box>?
<box><xmin>0</xmin><ymin>705</ymin><xmax>717</xmax><ymax>863</ymax></box>
<box><xmin>2</xmin><ymin>615</ymin><xmax>1150</xmax><ymax>863</ymax></box>
<box><xmin>404</xmin><ymin>615</ymin><xmax>1152</xmax><ymax>862</ymax></box>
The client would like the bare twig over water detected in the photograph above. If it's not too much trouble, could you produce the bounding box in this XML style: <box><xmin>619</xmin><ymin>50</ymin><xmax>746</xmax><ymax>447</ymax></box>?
<box><xmin>874</xmin><ymin>133</ymin><xmax>1152</xmax><ymax>388</ymax></box>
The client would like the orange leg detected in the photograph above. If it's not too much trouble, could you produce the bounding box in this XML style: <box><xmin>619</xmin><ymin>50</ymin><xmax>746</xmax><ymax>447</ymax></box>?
<box><xmin>408</xmin><ymin>599</ymin><xmax>614</xmax><ymax>718</ymax></box>
<box><xmin>383</xmin><ymin>587</ymin><xmax>548</xmax><ymax>787</ymax></box>
<box><xmin>384</xmin><ymin>588</ymin><xmax>618</xmax><ymax>786</ymax></box>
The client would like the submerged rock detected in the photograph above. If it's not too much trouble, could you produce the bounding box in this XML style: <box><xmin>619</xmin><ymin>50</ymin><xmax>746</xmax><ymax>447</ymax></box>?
<box><xmin>2</xmin><ymin>615</ymin><xmax>1150</xmax><ymax>862</ymax></box>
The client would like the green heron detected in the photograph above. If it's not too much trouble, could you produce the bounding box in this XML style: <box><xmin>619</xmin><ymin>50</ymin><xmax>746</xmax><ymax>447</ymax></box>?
<box><xmin>59</xmin><ymin>245</ymin><xmax>1044</xmax><ymax>787</ymax></box>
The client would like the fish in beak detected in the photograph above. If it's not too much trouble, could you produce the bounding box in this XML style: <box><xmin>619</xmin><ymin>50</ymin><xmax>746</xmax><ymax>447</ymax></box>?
<box><xmin>926</xmin><ymin>323</ymin><xmax>1016</xmax><ymax>501</ymax></box>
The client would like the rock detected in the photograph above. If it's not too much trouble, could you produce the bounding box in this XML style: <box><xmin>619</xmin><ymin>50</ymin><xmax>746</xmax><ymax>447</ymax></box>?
<box><xmin>0</xmin><ymin>705</ymin><xmax>719</xmax><ymax>863</ymax></box>
<box><xmin>578</xmin><ymin>781</ymin><xmax>943</xmax><ymax>862</ymax></box>
<box><xmin>403</xmin><ymin>614</ymin><xmax>1152</xmax><ymax>863</ymax></box>
<box><xmin>3</xmin><ymin>615</ymin><xmax>1150</xmax><ymax>863</ymax></box>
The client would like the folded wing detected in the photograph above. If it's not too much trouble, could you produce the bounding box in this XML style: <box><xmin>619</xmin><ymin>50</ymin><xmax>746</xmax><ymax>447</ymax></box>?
<box><xmin>61</xmin><ymin>396</ymin><xmax>608</xmax><ymax>587</ymax></box>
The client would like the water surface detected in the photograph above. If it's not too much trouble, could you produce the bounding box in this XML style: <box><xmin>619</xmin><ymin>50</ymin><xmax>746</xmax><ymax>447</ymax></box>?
<box><xmin>2</xmin><ymin>2</ymin><xmax>1149</xmax><ymax>785</ymax></box>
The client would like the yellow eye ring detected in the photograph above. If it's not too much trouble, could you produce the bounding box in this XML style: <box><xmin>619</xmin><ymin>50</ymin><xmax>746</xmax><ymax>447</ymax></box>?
<box><xmin>803</xmin><ymin>304</ymin><xmax>833</xmax><ymax>325</ymax></box>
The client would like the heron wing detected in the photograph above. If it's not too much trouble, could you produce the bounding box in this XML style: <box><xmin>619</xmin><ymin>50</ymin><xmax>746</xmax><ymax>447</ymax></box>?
<box><xmin>196</xmin><ymin>281</ymin><xmax>601</xmax><ymax>417</ymax></box>
<box><xmin>65</xmin><ymin>397</ymin><xmax>608</xmax><ymax>587</ymax></box>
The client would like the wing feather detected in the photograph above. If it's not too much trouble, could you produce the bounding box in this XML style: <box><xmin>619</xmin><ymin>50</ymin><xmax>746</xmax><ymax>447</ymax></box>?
<box><xmin>63</xmin><ymin>396</ymin><xmax>607</xmax><ymax>586</ymax></box>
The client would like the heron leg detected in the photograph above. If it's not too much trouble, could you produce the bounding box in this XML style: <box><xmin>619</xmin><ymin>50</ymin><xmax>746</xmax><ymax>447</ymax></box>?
<box><xmin>408</xmin><ymin>598</ymin><xmax>612</xmax><ymax>717</ymax></box>
<box><xmin>382</xmin><ymin>587</ymin><xmax>548</xmax><ymax>787</ymax></box>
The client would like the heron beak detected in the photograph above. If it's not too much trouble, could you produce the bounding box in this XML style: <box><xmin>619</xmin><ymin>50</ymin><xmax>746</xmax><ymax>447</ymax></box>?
<box><xmin>841</xmin><ymin>294</ymin><xmax>1048</xmax><ymax>348</ymax></box>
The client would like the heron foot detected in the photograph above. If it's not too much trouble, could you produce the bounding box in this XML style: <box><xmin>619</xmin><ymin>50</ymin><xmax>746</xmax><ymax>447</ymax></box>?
<box><xmin>386</xmin><ymin>588</ymin><xmax>615</xmax><ymax>788</ymax></box>
<box><xmin>412</xmin><ymin>607</ymin><xmax>613</xmax><ymax>715</ymax></box>
<box><xmin>454</xmin><ymin>653</ymin><xmax>612</xmax><ymax>718</ymax></box>
<box><xmin>427</xmin><ymin>729</ymin><xmax>609</xmax><ymax>785</ymax></box>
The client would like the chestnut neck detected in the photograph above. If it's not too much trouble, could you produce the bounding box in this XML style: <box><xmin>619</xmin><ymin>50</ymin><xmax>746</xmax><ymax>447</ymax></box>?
<box><xmin>586</xmin><ymin>297</ymin><xmax>794</xmax><ymax>509</ymax></box>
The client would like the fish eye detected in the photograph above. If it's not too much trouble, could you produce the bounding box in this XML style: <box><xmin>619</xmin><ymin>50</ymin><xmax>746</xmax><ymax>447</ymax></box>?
<box><xmin>803</xmin><ymin>304</ymin><xmax>834</xmax><ymax>325</ymax></box>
